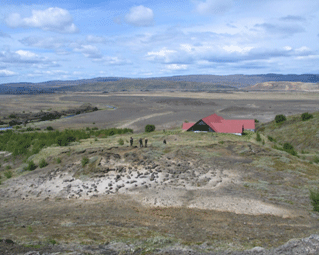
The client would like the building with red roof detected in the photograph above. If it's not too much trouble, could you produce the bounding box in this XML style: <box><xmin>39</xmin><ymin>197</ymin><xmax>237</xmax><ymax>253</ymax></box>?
<box><xmin>182</xmin><ymin>114</ymin><xmax>255</xmax><ymax>135</ymax></box>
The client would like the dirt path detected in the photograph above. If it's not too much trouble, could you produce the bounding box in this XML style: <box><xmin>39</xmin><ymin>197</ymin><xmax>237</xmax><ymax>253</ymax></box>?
<box><xmin>119</xmin><ymin>111</ymin><xmax>173</xmax><ymax>128</ymax></box>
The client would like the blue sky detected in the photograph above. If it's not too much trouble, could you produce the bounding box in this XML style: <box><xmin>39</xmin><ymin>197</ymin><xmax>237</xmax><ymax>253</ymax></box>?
<box><xmin>0</xmin><ymin>0</ymin><xmax>318</xmax><ymax>83</ymax></box>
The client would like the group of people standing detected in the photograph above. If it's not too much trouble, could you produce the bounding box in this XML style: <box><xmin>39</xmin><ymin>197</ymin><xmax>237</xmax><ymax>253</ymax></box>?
<box><xmin>130</xmin><ymin>137</ymin><xmax>166</xmax><ymax>147</ymax></box>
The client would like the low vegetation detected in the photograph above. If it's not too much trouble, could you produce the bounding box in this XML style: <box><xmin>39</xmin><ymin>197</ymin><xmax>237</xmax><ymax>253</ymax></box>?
<box><xmin>0</xmin><ymin>128</ymin><xmax>133</xmax><ymax>159</ymax></box>
<box><xmin>118</xmin><ymin>138</ymin><xmax>124</xmax><ymax>145</ymax></box>
<box><xmin>301</xmin><ymin>112</ymin><xmax>313</xmax><ymax>121</ymax></box>
<box><xmin>310</xmin><ymin>189</ymin><xmax>319</xmax><ymax>212</ymax></box>
<box><xmin>24</xmin><ymin>160</ymin><xmax>37</xmax><ymax>171</ymax></box>
<box><xmin>275</xmin><ymin>114</ymin><xmax>287</xmax><ymax>123</ymax></box>
<box><xmin>256</xmin><ymin>132</ymin><xmax>261</xmax><ymax>142</ymax></box>
<box><xmin>39</xmin><ymin>158</ymin><xmax>48</xmax><ymax>168</ymax></box>
<box><xmin>4</xmin><ymin>170</ymin><xmax>12</xmax><ymax>179</ymax></box>
<box><xmin>81</xmin><ymin>157</ymin><xmax>89</xmax><ymax>167</ymax></box>
<box><xmin>145</xmin><ymin>124</ymin><xmax>156</xmax><ymax>133</ymax></box>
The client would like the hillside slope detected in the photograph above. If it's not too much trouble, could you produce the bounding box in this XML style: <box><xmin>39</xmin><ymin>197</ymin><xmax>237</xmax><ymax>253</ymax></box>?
<box><xmin>256</xmin><ymin>111</ymin><xmax>319</xmax><ymax>154</ymax></box>
<box><xmin>246</xmin><ymin>81</ymin><xmax>319</xmax><ymax>91</ymax></box>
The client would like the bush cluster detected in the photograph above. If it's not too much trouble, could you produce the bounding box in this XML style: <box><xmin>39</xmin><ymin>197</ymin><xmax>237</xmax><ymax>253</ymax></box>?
<box><xmin>310</xmin><ymin>189</ymin><xmax>319</xmax><ymax>212</ymax></box>
<box><xmin>81</xmin><ymin>157</ymin><xmax>89</xmax><ymax>167</ymax></box>
<box><xmin>39</xmin><ymin>158</ymin><xmax>48</xmax><ymax>168</ymax></box>
<box><xmin>4</xmin><ymin>170</ymin><xmax>12</xmax><ymax>179</ymax></box>
<box><xmin>145</xmin><ymin>124</ymin><xmax>156</xmax><ymax>133</ymax></box>
<box><xmin>25</xmin><ymin>160</ymin><xmax>37</xmax><ymax>171</ymax></box>
<box><xmin>118</xmin><ymin>138</ymin><xmax>124</xmax><ymax>145</ymax></box>
<box><xmin>301</xmin><ymin>112</ymin><xmax>313</xmax><ymax>121</ymax></box>
<box><xmin>256</xmin><ymin>132</ymin><xmax>261</xmax><ymax>142</ymax></box>
<box><xmin>267</xmin><ymin>135</ymin><xmax>276</xmax><ymax>142</ymax></box>
<box><xmin>283</xmin><ymin>142</ymin><xmax>297</xmax><ymax>156</ymax></box>
<box><xmin>0</xmin><ymin>127</ymin><xmax>132</xmax><ymax>158</ymax></box>
<box><xmin>275</xmin><ymin>114</ymin><xmax>287</xmax><ymax>123</ymax></box>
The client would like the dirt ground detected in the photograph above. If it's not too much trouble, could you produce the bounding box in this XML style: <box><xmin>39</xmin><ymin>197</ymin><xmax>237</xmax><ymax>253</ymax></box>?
<box><xmin>0</xmin><ymin>91</ymin><xmax>319</xmax><ymax>254</ymax></box>
<box><xmin>1</xmin><ymin>91</ymin><xmax>318</xmax><ymax>132</ymax></box>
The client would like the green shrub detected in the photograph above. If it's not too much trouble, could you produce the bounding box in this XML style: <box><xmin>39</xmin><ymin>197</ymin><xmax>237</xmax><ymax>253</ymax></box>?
<box><xmin>275</xmin><ymin>114</ymin><xmax>287</xmax><ymax>123</ymax></box>
<box><xmin>93</xmin><ymin>122</ymin><xmax>95</xmax><ymax>125</ymax></box>
<box><xmin>218</xmin><ymin>141</ymin><xmax>224</xmax><ymax>144</ymax></box>
<box><xmin>9</xmin><ymin>114</ymin><xmax>16</xmax><ymax>118</ymax></box>
<box><xmin>26</xmin><ymin>127</ymin><xmax>34</xmax><ymax>131</ymax></box>
<box><xmin>15</xmin><ymin>126</ymin><xmax>21</xmax><ymax>129</ymax></box>
<box><xmin>254</xmin><ymin>119</ymin><xmax>259</xmax><ymax>123</ymax></box>
<box><xmin>301</xmin><ymin>112</ymin><xmax>313</xmax><ymax>121</ymax></box>
<box><xmin>5</xmin><ymin>165</ymin><xmax>12</xmax><ymax>170</ymax></box>
<box><xmin>283</xmin><ymin>142</ymin><xmax>297</xmax><ymax>156</ymax></box>
<box><xmin>145</xmin><ymin>124</ymin><xmax>156</xmax><ymax>133</ymax></box>
<box><xmin>39</xmin><ymin>158</ymin><xmax>48</xmax><ymax>168</ymax></box>
<box><xmin>46</xmin><ymin>126</ymin><xmax>54</xmax><ymax>131</ymax></box>
<box><xmin>262</xmin><ymin>139</ymin><xmax>265</xmax><ymax>145</ymax></box>
<box><xmin>313</xmin><ymin>156</ymin><xmax>319</xmax><ymax>164</ymax></box>
<box><xmin>256</xmin><ymin>132</ymin><xmax>261</xmax><ymax>142</ymax></box>
<box><xmin>4</xmin><ymin>170</ymin><xmax>12</xmax><ymax>179</ymax></box>
<box><xmin>81</xmin><ymin>157</ymin><xmax>89</xmax><ymax>167</ymax></box>
<box><xmin>25</xmin><ymin>160</ymin><xmax>37</xmax><ymax>171</ymax></box>
<box><xmin>48</xmin><ymin>239</ymin><xmax>57</xmax><ymax>245</ymax></box>
<box><xmin>56</xmin><ymin>158</ymin><xmax>61</xmax><ymax>164</ymax></box>
<box><xmin>310</xmin><ymin>189</ymin><xmax>319</xmax><ymax>212</ymax></box>
<box><xmin>118</xmin><ymin>138</ymin><xmax>124</xmax><ymax>145</ymax></box>
<box><xmin>267</xmin><ymin>135</ymin><xmax>276</xmax><ymax>142</ymax></box>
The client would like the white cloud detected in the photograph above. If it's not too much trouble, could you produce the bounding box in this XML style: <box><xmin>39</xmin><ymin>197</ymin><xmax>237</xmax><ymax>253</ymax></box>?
<box><xmin>15</xmin><ymin>50</ymin><xmax>38</xmax><ymax>58</ymax></box>
<box><xmin>180</xmin><ymin>44</ymin><xmax>193</xmax><ymax>53</ymax></box>
<box><xmin>5</xmin><ymin>7</ymin><xmax>78</xmax><ymax>33</ymax></box>
<box><xmin>19</xmin><ymin>36</ymin><xmax>66</xmax><ymax>49</ymax></box>
<box><xmin>284</xmin><ymin>46</ymin><xmax>292</xmax><ymax>51</ymax></box>
<box><xmin>74</xmin><ymin>45</ymin><xmax>102</xmax><ymax>59</ymax></box>
<box><xmin>296</xmin><ymin>46</ymin><xmax>310</xmax><ymax>52</ymax></box>
<box><xmin>86</xmin><ymin>35</ymin><xmax>107</xmax><ymax>44</ymax></box>
<box><xmin>196</xmin><ymin>0</ymin><xmax>233</xmax><ymax>15</ymax></box>
<box><xmin>222</xmin><ymin>45</ymin><xmax>254</xmax><ymax>53</ymax></box>
<box><xmin>125</xmin><ymin>5</ymin><xmax>154</xmax><ymax>27</ymax></box>
<box><xmin>0</xmin><ymin>69</ymin><xmax>16</xmax><ymax>76</ymax></box>
<box><xmin>166</xmin><ymin>64</ymin><xmax>188</xmax><ymax>70</ymax></box>
<box><xmin>146</xmin><ymin>48</ymin><xmax>177</xmax><ymax>63</ymax></box>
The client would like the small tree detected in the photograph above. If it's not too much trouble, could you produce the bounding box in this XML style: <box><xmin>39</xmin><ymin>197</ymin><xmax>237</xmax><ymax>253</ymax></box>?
<box><xmin>256</xmin><ymin>132</ymin><xmax>261</xmax><ymax>142</ymax></box>
<box><xmin>275</xmin><ymin>114</ymin><xmax>287</xmax><ymax>123</ymax></box>
<box><xmin>283</xmin><ymin>142</ymin><xmax>297</xmax><ymax>156</ymax></box>
<box><xmin>301</xmin><ymin>112</ymin><xmax>313</xmax><ymax>121</ymax></box>
<box><xmin>81</xmin><ymin>157</ymin><xmax>89</xmax><ymax>167</ymax></box>
<box><xmin>310</xmin><ymin>189</ymin><xmax>319</xmax><ymax>212</ymax></box>
<box><xmin>254</xmin><ymin>119</ymin><xmax>259</xmax><ymax>123</ymax></box>
<box><xmin>39</xmin><ymin>158</ymin><xmax>48</xmax><ymax>168</ymax></box>
<box><xmin>25</xmin><ymin>160</ymin><xmax>37</xmax><ymax>171</ymax></box>
<box><xmin>118</xmin><ymin>138</ymin><xmax>124</xmax><ymax>145</ymax></box>
<box><xmin>145</xmin><ymin>124</ymin><xmax>155</xmax><ymax>133</ymax></box>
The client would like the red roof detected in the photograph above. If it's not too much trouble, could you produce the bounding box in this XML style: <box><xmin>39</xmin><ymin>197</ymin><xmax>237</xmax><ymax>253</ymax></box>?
<box><xmin>182</xmin><ymin>122</ymin><xmax>195</xmax><ymax>130</ymax></box>
<box><xmin>210</xmin><ymin>120</ymin><xmax>243</xmax><ymax>133</ymax></box>
<box><xmin>182</xmin><ymin>114</ymin><xmax>255</xmax><ymax>134</ymax></box>
<box><xmin>202</xmin><ymin>113</ymin><xmax>224</xmax><ymax>124</ymax></box>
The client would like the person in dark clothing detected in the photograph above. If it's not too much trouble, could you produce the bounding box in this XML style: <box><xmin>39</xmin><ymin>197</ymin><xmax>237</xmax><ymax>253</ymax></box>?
<box><xmin>145</xmin><ymin>138</ymin><xmax>148</xmax><ymax>147</ymax></box>
<box><xmin>130</xmin><ymin>137</ymin><xmax>133</xmax><ymax>146</ymax></box>
<box><xmin>163</xmin><ymin>139</ymin><xmax>166</xmax><ymax>144</ymax></box>
<box><xmin>139</xmin><ymin>138</ymin><xmax>143</xmax><ymax>147</ymax></box>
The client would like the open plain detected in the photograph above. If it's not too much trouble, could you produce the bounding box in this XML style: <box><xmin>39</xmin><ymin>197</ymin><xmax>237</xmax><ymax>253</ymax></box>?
<box><xmin>0</xmin><ymin>91</ymin><xmax>319</xmax><ymax>254</ymax></box>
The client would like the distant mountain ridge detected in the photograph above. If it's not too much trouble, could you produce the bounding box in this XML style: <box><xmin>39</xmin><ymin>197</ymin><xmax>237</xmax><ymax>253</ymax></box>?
<box><xmin>1</xmin><ymin>74</ymin><xmax>318</xmax><ymax>94</ymax></box>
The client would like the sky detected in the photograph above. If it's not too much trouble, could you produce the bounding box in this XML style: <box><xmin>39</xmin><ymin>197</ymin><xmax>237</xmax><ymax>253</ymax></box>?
<box><xmin>0</xmin><ymin>0</ymin><xmax>319</xmax><ymax>83</ymax></box>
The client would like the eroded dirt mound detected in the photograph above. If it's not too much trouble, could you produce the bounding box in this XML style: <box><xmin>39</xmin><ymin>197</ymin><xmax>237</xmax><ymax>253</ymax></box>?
<box><xmin>0</xmin><ymin>146</ymin><xmax>295</xmax><ymax>217</ymax></box>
